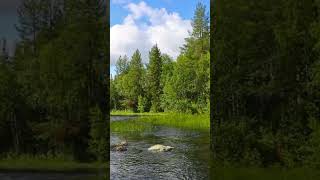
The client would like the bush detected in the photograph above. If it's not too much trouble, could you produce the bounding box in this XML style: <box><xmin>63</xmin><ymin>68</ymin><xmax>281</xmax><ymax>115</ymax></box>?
<box><xmin>303</xmin><ymin>118</ymin><xmax>320</xmax><ymax>168</ymax></box>
<box><xmin>88</xmin><ymin>105</ymin><xmax>108</xmax><ymax>162</ymax></box>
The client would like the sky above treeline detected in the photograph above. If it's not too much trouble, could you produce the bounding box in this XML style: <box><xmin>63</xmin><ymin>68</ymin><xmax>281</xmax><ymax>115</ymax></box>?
<box><xmin>0</xmin><ymin>0</ymin><xmax>211</xmax><ymax>74</ymax></box>
<box><xmin>0</xmin><ymin>0</ymin><xmax>20</xmax><ymax>56</ymax></box>
<box><xmin>110</xmin><ymin>0</ymin><xmax>210</xmax><ymax>76</ymax></box>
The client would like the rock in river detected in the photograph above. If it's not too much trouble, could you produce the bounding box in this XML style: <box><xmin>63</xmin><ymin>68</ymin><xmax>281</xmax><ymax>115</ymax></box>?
<box><xmin>111</xmin><ymin>141</ymin><xmax>128</xmax><ymax>152</ymax></box>
<box><xmin>148</xmin><ymin>144</ymin><xmax>174</xmax><ymax>152</ymax></box>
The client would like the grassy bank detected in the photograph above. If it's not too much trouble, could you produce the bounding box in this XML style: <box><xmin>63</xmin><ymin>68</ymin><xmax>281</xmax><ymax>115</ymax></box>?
<box><xmin>137</xmin><ymin>113</ymin><xmax>209</xmax><ymax>132</ymax></box>
<box><xmin>111</xmin><ymin>119</ymin><xmax>154</xmax><ymax>134</ymax></box>
<box><xmin>0</xmin><ymin>154</ymin><xmax>108</xmax><ymax>173</ymax></box>
<box><xmin>111</xmin><ymin>112</ymin><xmax>209</xmax><ymax>133</ymax></box>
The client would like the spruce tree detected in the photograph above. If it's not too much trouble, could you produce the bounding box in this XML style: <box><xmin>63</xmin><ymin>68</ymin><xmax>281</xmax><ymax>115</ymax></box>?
<box><xmin>126</xmin><ymin>50</ymin><xmax>144</xmax><ymax>111</ymax></box>
<box><xmin>147</xmin><ymin>45</ymin><xmax>162</xmax><ymax>112</ymax></box>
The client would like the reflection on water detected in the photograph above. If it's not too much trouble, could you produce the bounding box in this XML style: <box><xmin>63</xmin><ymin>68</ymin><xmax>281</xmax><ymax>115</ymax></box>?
<box><xmin>110</xmin><ymin>116</ymin><xmax>211</xmax><ymax>180</ymax></box>
<box><xmin>110</xmin><ymin>115</ymin><xmax>139</xmax><ymax>122</ymax></box>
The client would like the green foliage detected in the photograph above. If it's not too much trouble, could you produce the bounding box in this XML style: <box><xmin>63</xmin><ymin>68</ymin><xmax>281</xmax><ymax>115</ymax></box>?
<box><xmin>0</xmin><ymin>0</ymin><xmax>108</xmax><ymax>162</ymax></box>
<box><xmin>111</xmin><ymin>113</ymin><xmax>209</xmax><ymax>137</ymax></box>
<box><xmin>211</xmin><ymin>0</ymin><xmax>320</xmax><ymax>167</ymax></box>
<box><xmin>137</xmin><ymin>95</ymin><xmax>146</xmax><ymax>113</ymax></box>
<box><xmin>147</xmin><ymin>45</ymin><xmax>163</xmax><ymax>112</ymax></box>
<box><xmin>116</xmin><ymin>55</ymin><xmax>129</xmax><ymax>75</ymax></box>
<box><xmin>89</xmin><ymin>106</ymin><xmax>108</xmax><ymax>162</ymax></box>
<box><xmin>110</xmin><ymin>78</ymin><xmax>120</xmax><ymax>110</ymax></box>
<box><xmin>111</xmin><ymin>120</ymin><xmax>154</xmax><ymax>134</ymax></box>
<box><xmin>136</xmin><ymin>113</ymin><xmax>210</xmax><ymax>132</ymax></box>
<box><xmin>191</xmin><ymin>2</ymin><xmax>210</xmax><ymax>40</ymax></box>
<box><xmin>115</xmin><ymin>50</ymin><xmax>145</xmax><ymax>112</ymax></box>
<box><xmin>111</xmin><ymin>3</ymin><xmax>210</xmax><ymax>114</ymax></box>
<box><xmin>0</xmin><ymin>61</ymin><xmax>19</xmax><ymax>153</ymax></box>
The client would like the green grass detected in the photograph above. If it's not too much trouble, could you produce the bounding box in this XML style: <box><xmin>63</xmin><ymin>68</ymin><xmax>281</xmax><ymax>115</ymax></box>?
<box><xmin>136</xmin><ymin>113</ymin><xmax>209</xmax><ymax>132</ymax></box>
<box><xmin>0</xmin><ymin>154</ymin><xmax>107</xmax><ymax>173</ymax></box>
<box><xmin>111</xmin><ymin>119</ymin><xmax>154</xmax><ymax>134</ymax></box>
<box><xmin>111</xmin><ymin>113</ymin><xmax>209</xmax><ymax>133</ymax></box>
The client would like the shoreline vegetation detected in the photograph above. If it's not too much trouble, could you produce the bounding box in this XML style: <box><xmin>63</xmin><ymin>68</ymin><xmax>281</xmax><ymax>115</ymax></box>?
<box><xmin>111</xmin><ymin>111</ymin><xmax>210</xmax><ymax>133</ymax></box>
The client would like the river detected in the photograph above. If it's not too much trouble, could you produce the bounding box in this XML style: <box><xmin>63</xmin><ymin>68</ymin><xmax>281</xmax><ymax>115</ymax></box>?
<box><xmin>110</xmin><ymin>115</ymin><xmax>211</xmax><ymax>180</ymax></box>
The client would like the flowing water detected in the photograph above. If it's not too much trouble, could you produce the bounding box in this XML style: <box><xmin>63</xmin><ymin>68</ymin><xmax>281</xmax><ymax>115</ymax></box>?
<box><xmin>110</xmin><ymin>115</ymin><xmax>211</xmax><ymax>180</ymax></box>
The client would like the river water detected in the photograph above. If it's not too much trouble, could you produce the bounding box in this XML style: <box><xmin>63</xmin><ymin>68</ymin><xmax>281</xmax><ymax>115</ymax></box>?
<box><xmin>110</xmin><ymin>115</ymin><xmax>211</xmax><ymax>180</ymax></box>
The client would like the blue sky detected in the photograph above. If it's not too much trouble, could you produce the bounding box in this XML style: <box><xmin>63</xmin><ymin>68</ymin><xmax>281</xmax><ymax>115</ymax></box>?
<box><xmin>110</xmin><ymin>0</ymin><xmax>210</xmax><ymax>76</ymax></box>
<box><xmin>111</xmin><ymin>0</ymin><xmax>210</xmax><ymax>26</ymax></box>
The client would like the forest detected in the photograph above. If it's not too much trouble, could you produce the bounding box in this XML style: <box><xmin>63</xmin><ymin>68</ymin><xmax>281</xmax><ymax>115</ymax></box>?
<box><xmin>211</xmin><ymin>0</ymin><xmax>320</xmax><ymax>168</ymax></box>
<box><xmin>2</xmin><ymin>0</ymin><xmax>320</xmax><ymax>178</ymax></box>
<box><xmin>109</xmin><ymin>3</ymin><xmax>211</xmax><ymax>179</ymax></box>
<box><xmin>0</xmin><ymin>0</ymin><xmax>108</xmax><ymax>167</ymax></box>
<box><xmin>110</xmin><ymin>3</ymin><xmax>210</xmax><ymax>114</ymax></box>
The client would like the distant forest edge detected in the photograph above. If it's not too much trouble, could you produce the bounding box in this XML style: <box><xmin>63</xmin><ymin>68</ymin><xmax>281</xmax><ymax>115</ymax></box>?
<box><xmin>110</xmin><ymin>3</ymin><xmax>210</xmax><ymax>114</ymax></box>
<box><xmin>0</xmin><ymin>0</ymin><xmax>108</xmax><ymax>163</ymax></box>
<box><xmin>211</xmin><ymin>0</ymin><xmax>320</xmax><ymax>168</ymax></box>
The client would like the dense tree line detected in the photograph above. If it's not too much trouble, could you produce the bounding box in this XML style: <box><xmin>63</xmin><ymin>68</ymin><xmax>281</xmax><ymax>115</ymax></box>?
<box><xmin>110</xmin><ymin>3</ymin><xmax>210</xmax><ymax>114</ymax></box>
<box><xmin>0</xmin><ymin>0</ymin><xmax>108</xmax><ymax>162</ymax></box>
<box><xmin>212</xmin><ymin>0</ymin><xmax>320</xmax><ymax>167</ymax></box>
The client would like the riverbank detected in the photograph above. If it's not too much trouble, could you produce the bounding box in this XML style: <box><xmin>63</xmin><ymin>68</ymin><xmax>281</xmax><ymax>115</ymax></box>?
<box><xmin>0</xmin><ymin>155</ymin><xmax>108</xmax><ymax>174</ymax></box>
<box><xmin>137</xmin><ymin>113</ymin><xmax>209</xmax><ymax>132</ymax></box>
<box><xmin>111</xmin><ymin>112</ymin><xmax>209</xmax><ymax>133</ymax></box>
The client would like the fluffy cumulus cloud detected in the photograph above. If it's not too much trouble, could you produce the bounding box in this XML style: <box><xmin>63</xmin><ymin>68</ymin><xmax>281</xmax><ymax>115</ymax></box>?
<box><xmin>110</xmin><ymin>1</ymin><xmax>192</xmax><ymax>65</ymax></box>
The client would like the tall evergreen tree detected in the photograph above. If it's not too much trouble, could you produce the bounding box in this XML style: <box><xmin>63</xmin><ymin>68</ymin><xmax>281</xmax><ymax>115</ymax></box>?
<box><xmin>125</xmin><ymin>50</ymin><xmax>144</xmax><ymax>112</ymax></box>
<box><xmin>147</xmin><ymin>45</ymin><xmax>163</xmax><ymax>112</ymax></box>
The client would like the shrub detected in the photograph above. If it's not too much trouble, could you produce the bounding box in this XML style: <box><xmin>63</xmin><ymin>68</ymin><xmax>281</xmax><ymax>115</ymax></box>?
<box><xmin>88</xmin><ymin>105</ymin><xmax>108</xmax><ymax>161</ymax></box>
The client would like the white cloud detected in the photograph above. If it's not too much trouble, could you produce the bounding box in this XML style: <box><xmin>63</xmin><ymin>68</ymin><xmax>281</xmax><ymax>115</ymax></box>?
<box><xmin>110</xmin><ymin>1</ymin><xmax>192</xmax><ymax>65</ymax></box>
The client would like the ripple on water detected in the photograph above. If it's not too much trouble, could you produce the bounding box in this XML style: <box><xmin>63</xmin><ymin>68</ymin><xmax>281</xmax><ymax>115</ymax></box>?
<box><xmin>111</xmin><ymin>124</ymin><xmax>210</xmax><ymax>180</ymax></box>
<box><xmin>110</xmin><ymin>115</ymin><xmax>139</xmax><ymax>122</ymax></box>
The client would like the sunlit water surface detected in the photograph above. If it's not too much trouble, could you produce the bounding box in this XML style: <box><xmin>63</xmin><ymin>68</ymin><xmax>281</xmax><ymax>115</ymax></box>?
<box><xmin>110</xmin><ymin>115</ymin><xmax>211</xmax><ymax>180</ymax></box>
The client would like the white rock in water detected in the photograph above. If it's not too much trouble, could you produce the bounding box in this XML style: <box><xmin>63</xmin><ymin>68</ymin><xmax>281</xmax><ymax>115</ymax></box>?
<box><xmin>148</xmin><ymin>144</ymin><xmax>174</xmax><ymax>152</ymax></box>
